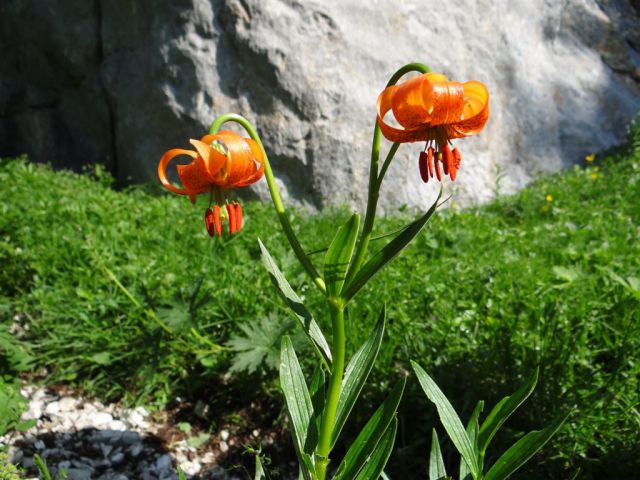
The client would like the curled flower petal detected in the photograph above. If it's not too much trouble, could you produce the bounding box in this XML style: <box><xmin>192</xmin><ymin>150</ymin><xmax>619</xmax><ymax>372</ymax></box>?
<box><xmin>158</xmin><ymin>149</ymin><xmax>199</xmax><ymax>195</ymax></box>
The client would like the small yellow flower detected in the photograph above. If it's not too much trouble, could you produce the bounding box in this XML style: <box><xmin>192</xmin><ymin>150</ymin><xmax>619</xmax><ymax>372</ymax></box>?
<box><xmin>546</xmin><ymin>194</ymin><xmax>553</xmax><ymax>203</ymax></box>
<box><xmin>591</xmin><ymin>172</ymin><xmax>599</xmax><ymax>180</ymax></box>
<box><xmin>585</xmin><ymin>153</ymin><xmax>596</xmax><ymax>163</ymax></box>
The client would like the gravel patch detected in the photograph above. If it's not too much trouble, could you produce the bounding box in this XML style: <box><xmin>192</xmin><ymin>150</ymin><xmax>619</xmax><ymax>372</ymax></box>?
<box><xmin>0</xmin><ymin>386</ymin><xmax>241</xmax><ymax>479</ymax></box>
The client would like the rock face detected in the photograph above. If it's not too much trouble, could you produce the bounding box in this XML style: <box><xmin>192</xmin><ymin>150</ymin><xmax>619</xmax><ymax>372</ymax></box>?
<box><xmin>1</xmin><ymin>0</ymin><xmax>639</xmax><ymax>210</ymax></box>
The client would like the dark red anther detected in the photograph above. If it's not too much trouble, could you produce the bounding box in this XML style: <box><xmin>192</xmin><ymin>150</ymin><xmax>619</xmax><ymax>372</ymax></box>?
<box><xmin>452</xmin><ymin>147</ymin><xmax>462</xmax><ymax>169</ymax></box>
<box><xmin>434</xmin><ymin>153</ymin><xmax>442</xmax><ymax>181</ymax></box>
<box><xmin>419</xmin><ymin>151</ymin><xmax>430</xmax><ymax>183</ymax></box>
<box><xmin>442</xmin><ymin>144</ymin><xmax>452</xmax><ymax>176</ymax></box>
<box><xmin>213</xmin><ymin>205</ymin><xmax>222</xmax><ymax>236</ymax></box>
<box><xmin>204</xmin><ymin>208</ymin><xmax>216</xmax><ymax>237</ymax></box>
<box><xmin>226</xmin><ymin>203</ymin><xmax>237</xmax><ymax>235</ymax></box>
<box><xmin>450</xmin><ymin>148</ymin><xmax>462</xmax><ymax>181</ymax></box>
<box><xmin>427</xmin><ymin>146</ymin><xmax>435</xmax><ymax>177</ymax></box>
<box><xmin>234</xmin><ymin>203</ymin><xmax>243</xmax><ymax>232</ymax></box>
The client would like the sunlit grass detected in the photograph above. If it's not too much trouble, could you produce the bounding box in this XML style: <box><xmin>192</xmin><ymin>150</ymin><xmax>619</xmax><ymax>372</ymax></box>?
<box><xmin>0</xmin><ymin>123</ymin><xmax>638</xmax><ymax>478</ymax></box>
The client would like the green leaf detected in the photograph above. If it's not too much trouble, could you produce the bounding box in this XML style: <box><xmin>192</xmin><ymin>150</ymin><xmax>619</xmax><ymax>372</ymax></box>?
<box><xmin>334</xmin><ymin>378</ymin><xmax>406</xmax><ymax>480</ymax></box>
<box><xmin>308</xmin><ymin>365</ymin><xmax>325</xmax><ymax>453</ymax></box>
<box><xmin>259</xmin><ymin>239</ymin><xmax>332</xmax><ymax>367</ymax></box>
<box><xmin>355</xmin><ymin>418</ymin><xmax>398</xmax><ymax>480</ymax></box>
<box><xmin>280</xmin><ymin>336</ymin><xmax>314</xmax><ymax>460</ymax></box>
<box><xmin>324</xmin><ymin>212</ymin><xmax>360</xmax><ymax>297</ymax></box>
<box><xmin>460</xmin><ymin>401</ymin><xmax>484</xmax><ymax>480</ymax></box>
<box><xmin>186</xmin><ymin>432</ymin><xmax>210</xmax><ymax>448</ymax></box>
<box><xmin>429</xmin><ymin>429</ymin><xmax>447</xmax><ymax>480</ymax></box>
<box><xmin>254</xmin><ymin>454</ymin><xmax>267</xmax><ymax>480</ymax></box>
<box><xmin>178</xmin><ymin>467</ymin><xmax>187</xmax><ymax>480</ymax></box>
<box><xmin>331</xmin><ymin>305</ymin><xmax>386</xmax><ymax>448</ymax></box>
<box><xmin>343</xmin><ymin>191</ymin><xmax>441</xmax><ymax>302</ymax></box>
<box><xmin>411</xmin><ymin>361</ymin><xmax>480</xmax><ymax>479</ymax></box>
<box><xmin>34</xmin><ymin>455</ymin><xmax>53</xmax><ymax>480</ymax></box>
<box><xmin>228</xmin><ymin>314</ymin><xmax>294</xmax><ymax>374</ymax></box>
<box><xmin>478</xmin><ymin>369</ymin><xmax>538</xmax><ymax>455</ymax></box>
<box><xmin>484</xmin><ymin>413</ymin><xmax>569</xmax><ymax>480</ymax></box>
<box><xmin>552</xmin><ymin>265</ymin><xmax>580</xmax><ymax>283</ymax></box>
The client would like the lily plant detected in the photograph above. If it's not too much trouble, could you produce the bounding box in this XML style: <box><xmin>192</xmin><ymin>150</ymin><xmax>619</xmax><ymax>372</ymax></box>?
<box><xmin>160</xmin><ymin>62</ymin><xmax>567</xmax><ymax>480</ymax></box>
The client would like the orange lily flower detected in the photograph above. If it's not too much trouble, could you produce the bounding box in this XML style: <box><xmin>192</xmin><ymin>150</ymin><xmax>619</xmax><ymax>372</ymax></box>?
<box><xmin>158</xmin><ymin>130</ymin><xmax>264</xmax><ymax>236</ymax></box>
<box><xmin>376</xmin><ymin>72</ymin><xmax>489</xmax><ymax>182</ymax></box>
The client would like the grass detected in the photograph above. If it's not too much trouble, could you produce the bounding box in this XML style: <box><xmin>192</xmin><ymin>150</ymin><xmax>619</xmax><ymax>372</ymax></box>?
<box><xmin>1</xmin><ymin>123</ymin><xmax>638</xmax><ymax>478</ymax></box>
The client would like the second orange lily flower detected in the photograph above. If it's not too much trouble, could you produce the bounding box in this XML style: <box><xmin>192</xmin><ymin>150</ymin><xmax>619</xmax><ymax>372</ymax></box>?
<box><xmin>377</xmin><ymin>72</ymin><xmax>489</xmax><ymax>182</ymax></box>
<box><xmin>158</xmin><ymin>130</ymin><xmax>265</xmax><ymax>236</ymax></box>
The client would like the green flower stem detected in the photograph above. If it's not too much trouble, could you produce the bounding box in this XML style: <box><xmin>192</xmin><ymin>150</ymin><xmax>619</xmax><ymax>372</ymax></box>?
<box><xmin>377</xmin><ymin>142</ymin><xmax>400</xmax><ymax>189</ymax></box>
<box><xmin>345</xmin><ymin>63</ymin><xmax>431</xmax><ymax>286</ymax></box>
<box><xmin>209</xmin><ymin>114</ymin><xmax>326</xmax><ymax>294</ymax></box>
<box><xmin>315</xmin><ymin>298</ymin><xmax>346</xmax><ymax>479</ymax></box>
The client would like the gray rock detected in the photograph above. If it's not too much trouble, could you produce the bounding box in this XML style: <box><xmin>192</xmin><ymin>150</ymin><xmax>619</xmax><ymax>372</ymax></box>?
<box><xmin>66</xmin><ymin>468</ymin><xmax>93</xmax><ymax>480</ymax></box>
<box><xmin>155</xmin><ymin>453</ymin><xmax>173</xmax><ymax>471</ymax></box>
<box><xmin>110</xmin><ymin>451</ymin><xmax>125</xmax><ymax>466</ymax></box>
<box><xmin>1</xmin><ymin>0</ymin><xmax>638</xmax><ymax>210</ymax></box>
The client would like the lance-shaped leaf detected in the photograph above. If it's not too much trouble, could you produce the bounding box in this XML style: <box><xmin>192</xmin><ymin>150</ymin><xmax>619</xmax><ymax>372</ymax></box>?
<box><xmin>254</xmin><ymin>455</ymin><xmax>266</xmax><ymax>480</ymax></box>
<box><xmin>324</xmin><ymin>213</ymin><xmax>360</xmax><ymax>297</ymax></box>
<box><xmin>280</xmin><ymin>336</ymin><xmax>314</xmax><ymax>462</ymax></box>
<box><xmin>478</xmin><ymin>369</ymin><xmax>538</xmax><ymax>455</ymax></box>
<box><xmin>259</xmin><ymin>239</ymin><xmax>331</xmax><ymax>367</ymax></box>
<box><xmin>307</xmin><ymin>365</ymin><xmax>325</xmax><ymax>454</ymax></box>
<box><xmin>343</xmin><ymin>190</ymin><xmax>441</xmax><ymax>302</ymax></box>
<box><xmin>355</xmin><ymin>418</ymin><xmax>398</xmax><ymax>480</ymax></box>
<box><xmin>333</xmin><ymin>378</ymin><xmax>406</xmax><ymax>480</ymax></box>
<box><xmin>429</xmin><ymin>429</ymin><xmax>447</xmax><ymax>480</ymax></box>
<box><xmin>411</xmin><ymin>361</ymin><xmax>480</xmax><ymax>479</ymax></box>
<box><xmin>460</xmin><ymin>401</ymin><xmax>484</xmax><ymax>480</ymax></box>
<box><xmin>331</xmin><ymin>306</ymin><xmax>386</xmax><ymax>448</ymax></box>
<box><xmin>484</xmin><ymin>413</ymin><xmax>569</xmax><ymax>480</ymax></box>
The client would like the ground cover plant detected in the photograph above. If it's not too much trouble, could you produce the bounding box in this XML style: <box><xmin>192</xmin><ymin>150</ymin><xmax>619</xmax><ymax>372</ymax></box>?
<box><xmin>1</xmin><ymin>119</ymin><xmax>638</xmax><ymax>478</ymax></box>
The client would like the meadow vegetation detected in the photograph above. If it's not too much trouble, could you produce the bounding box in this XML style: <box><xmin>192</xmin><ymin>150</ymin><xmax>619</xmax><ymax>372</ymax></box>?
<box><xmin>0</xmin><ymin>123</ymin><xmax>638</xmax><ymax>478</ymax></box>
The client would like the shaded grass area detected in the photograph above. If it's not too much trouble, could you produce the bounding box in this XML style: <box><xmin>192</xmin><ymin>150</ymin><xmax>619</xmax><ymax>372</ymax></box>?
<box><xmin>1</xmin><ymin>125</ymin><xmax>639</xmax><ymax>478</ymax></box>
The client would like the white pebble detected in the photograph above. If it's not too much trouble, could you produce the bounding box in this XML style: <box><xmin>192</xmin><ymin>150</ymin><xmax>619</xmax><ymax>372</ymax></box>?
<box><xmin>45</xmin><ymin>401</ymin><xmax>60</xmax><ymax>415</ymax></box>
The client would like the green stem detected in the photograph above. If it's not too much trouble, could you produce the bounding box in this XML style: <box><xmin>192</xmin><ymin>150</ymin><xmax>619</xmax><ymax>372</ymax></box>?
<box><xmin>377</xmin><ymin>142</ymin><xmax>400</xmax><ymax>190</ymax></box>
<box><xmin>315</xmin><ymin>298</ymin><xmax>346</xmax><ymax>479</ymax></box>
<box><xmin>209</xmin><ymin>114</ymin><xmax>326</xmax><ymax>294</ymax></box>
<box><xmin>345</xmin><ymin>63</ymin><xmax>431</xmax><ymax>286</ymax></box>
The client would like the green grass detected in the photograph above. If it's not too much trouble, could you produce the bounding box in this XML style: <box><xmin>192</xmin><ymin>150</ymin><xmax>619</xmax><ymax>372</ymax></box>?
<box><xmin>1</xmin><ymin>124</ymin><xmax>638</xmax><ymax>479</ymax></box>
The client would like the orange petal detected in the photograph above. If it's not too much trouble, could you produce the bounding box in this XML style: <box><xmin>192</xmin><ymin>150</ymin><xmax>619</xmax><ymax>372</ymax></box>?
<box><xmin>229</xmin><ymin>138</ymin><xmax>266</xmax><ymax>188</ymax></box>
<box><xmin>189</xmin><ymin>139</ymin><xmax>227</xmax><ymax>178</ymax></box>
<box><xmin>176</xmin><ymin>156</ymin><xmax>213</xmax><ymax>194</ymax></box>
<box><xmin>428</xmin><ymin>82</ymin><xmax>466</xmax><ymax>126</ymax></box>
<box><xmin>449</xmin><ymin>81</ymin><xmax>490</xmax><ymax>137</ymax></box>
<box><xmin>208</xmin><ymin>131</ymin><xmax>257</xmax><ymax>188</ymax></box>
<box><xmin>391</xmin><ymin>75</ymin><xmax>433</xmax><ymax>129</ymax></box>
<box><xmin>157</xmin><ymin>148</ymin><xmax>199</xmax><ymax>196</ymax></box>
<box><xmin>376</xmin><ymin>84</ymin><xmax>431</xmax><ymax>143</ymax></box>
